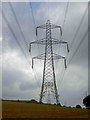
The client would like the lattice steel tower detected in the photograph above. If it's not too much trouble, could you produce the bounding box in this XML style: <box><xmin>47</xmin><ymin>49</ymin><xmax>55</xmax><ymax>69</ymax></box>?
<box><xmin>29</xmin><ymin>20</ymin><xmax>69</xmax><ymax>105</ymax></box>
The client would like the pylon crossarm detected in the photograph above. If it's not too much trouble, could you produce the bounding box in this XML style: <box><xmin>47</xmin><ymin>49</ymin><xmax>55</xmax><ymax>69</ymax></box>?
<box><xmin>32</xmin><ymin>38</ymin><xmax>46</xmax><ymax>44</ymax></box>
<box><xmin>33</xmin><ymin>53</ymin><xmax>45</xmax><ymax>60</ymax></box>
<box><xmin>52</xmin><ymin>38</ymin><xmax>69</xmax><ymax>53</ymax></box>
<box><xmin>36</xmin><ymin>24</ymin><xmax>46</xmax><ymax>29</ymax></box>
<box><xmin>51</xmin><ymin>24</ymin><xmax>62</xmax><ymax>36</ymax></box>
<box><xmin>32</xmin><ymin>53</ymin><xmax>66</xmax><ymax>60</ymax></box>
<box><xmin>31</xmin><ymin>53</ymin><xmax>45</xmax><ymax>68</ymax></box>
<box><xmin>52</xmin><ymin>38</ymin><xmax>67</xmax><ymax>43</ymax></box>
<box><xmin>53</xmin><ymin>54</ymin><xmax>67</xmax><ymax>69</ymax></box>
<box><xmin>36</xmin><ymin>24</ymin><xmax>46</xmax><ymax>36</ymax></box>
<box><xmin>31</xmin><ymin>53</ymin><xmax>67</xmax><ymax>69</ymax></box>
<box><xmin>53</xmin><ymin>54</ymin><xmax>64</xmax><ymax>60</ymax></box>
<box><xmin>52</xmin><ymin>53</ymin><xmax>64</xmax><ymax>59</ymax></box>
<box><xmin>29</xmin><ymin>38</ymin><xmax>69</xmax><ymax>54</ymax></box>
<box><xmin>29</xmin><ymin>39</ymin><xmax>46</xmax><ymax>53</ymax></box>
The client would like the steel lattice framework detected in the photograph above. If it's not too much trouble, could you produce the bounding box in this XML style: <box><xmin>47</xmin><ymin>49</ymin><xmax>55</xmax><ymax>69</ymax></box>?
<box><xmin>29</xmin><ymin>20</ymin><xmax>69</xmax><ymax>105</ymax></box>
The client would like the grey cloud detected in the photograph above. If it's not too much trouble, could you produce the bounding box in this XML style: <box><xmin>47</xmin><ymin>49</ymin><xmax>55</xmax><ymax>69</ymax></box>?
<box><xmin>19</xmin><ymin>79</ymin><xmax>41</xmax><ymax>91</ymax></box>
<box><xmin>2</xmin><ymin>2</ymin><xmax>88</xmax><ymax>106</ymax></box>
<box><xmin>2</xmin><ymin>64</ymin><xmax>41</xmax><ymax>99</ymax></box>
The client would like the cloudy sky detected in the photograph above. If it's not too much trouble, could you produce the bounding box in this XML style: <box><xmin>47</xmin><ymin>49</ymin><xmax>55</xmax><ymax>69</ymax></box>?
<box><xmin>0</xmin><ymin>0</ymin><xmax>89</xmax><ymax>107</ymax></box>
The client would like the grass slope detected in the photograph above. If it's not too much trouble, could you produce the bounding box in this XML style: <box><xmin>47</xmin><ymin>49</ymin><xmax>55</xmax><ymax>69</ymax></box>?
<box><xmin>2</xmin><ymin>100</ymin><xmax>89</xmax><ymax>118</ymax></box>
<box><xmin>0</xmin><ymin>101</ymin><xmax>2</xmax><ymax>119</ymax></box>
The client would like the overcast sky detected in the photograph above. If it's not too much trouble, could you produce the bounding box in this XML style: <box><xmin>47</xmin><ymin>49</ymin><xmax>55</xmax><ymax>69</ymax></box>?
<box><xmin>0</xmin><ymin>0</ymin><xmax>89</xmax><ymax>107</ymax></box>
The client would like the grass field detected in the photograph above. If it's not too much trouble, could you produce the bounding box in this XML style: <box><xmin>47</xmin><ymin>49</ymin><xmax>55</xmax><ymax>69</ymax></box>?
<box><xmin>2</xmin><ymin>100</ymin><xmax>89</xmax><ymax>118</ymax></box>
<box><xmin>0</xmin><ymin>101</ymin><xmax>2</xmax><ymax>119</ymax></box>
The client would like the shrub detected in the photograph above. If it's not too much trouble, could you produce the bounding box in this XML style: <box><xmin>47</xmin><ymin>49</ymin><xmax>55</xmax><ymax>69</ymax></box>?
<box><xmin>63</xmin><ymin>105</ymin><xmax>66</xmax><ymax>107</ymax></box>
<box><xmin>76</xmin><ymin>105</ymin><xmax>82</xmax><ymax>108</ymax></box>
<box><xmin>17</xmin><ymin>99</ymin><xmax>20</xmax><ymax>102</ymax></box>
<box><xmin>83</xmin><ymin>95</ymin><xmax>90</xmax><ymax>109</ymax></box>
<box><xmin>30</xmin><ymin>99</ymin><xmax>38</xmax><ymax>103</ymax></box>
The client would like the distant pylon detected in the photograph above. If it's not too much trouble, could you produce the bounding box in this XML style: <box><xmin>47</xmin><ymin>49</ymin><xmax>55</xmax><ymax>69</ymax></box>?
<box><xmin>29</xmin><ymin>20</ymin><xmax>69</xmax><ymax>105</ymax></box>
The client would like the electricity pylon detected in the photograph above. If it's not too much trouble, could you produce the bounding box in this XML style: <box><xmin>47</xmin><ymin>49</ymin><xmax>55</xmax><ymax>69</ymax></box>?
<box><xmin>29</xmin><ymin>20</ymin><xmax>69</xmax><ymax>105</ymax></box>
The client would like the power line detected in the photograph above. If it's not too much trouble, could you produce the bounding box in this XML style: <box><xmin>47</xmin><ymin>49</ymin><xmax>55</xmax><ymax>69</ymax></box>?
<box><xmin>56</xmin><ymin>1</ymin><xmax>69</xmax><ymax>60</ymax></box>
<box><xmin>8</xmin><ymin>2</ymin><xmax>40</xmax><ymax>85</ymax></box>
<box><xmin>29</xmin><ymin>3</ymin><xmax>43</xmax><ymax>65</ymax></box>
<box><xmin>24</xmin><ymin>2</ymin><xmax>42</xmax><ymax>87</ymax></box>
<box><xmin>58</xmin><ymin>28</ymin><xmax>88</xmax><ymax>92</ymax></box>
<box><xmin>28</xmin><ymin>2</ymin><xmax>43</xmax><ymax>88</ymax></box>
<box><xmin>58</xmin><ymin>5</ymin><xmax>88</xmax><ymax>91</ymax></box>
<box><xmin>70</xmin><ymin>6</ymin><xmax>88</xmax><ymax>49</ymax></box>
<box><xmin>29</xmin><ymin>2</ymin><xmax>41</xmax><ymax>54</ymax></box>
<box><xmin>29</xmin><ymin>2</ymin><xmax>36</xmax><ymax>30</ymax></box>
<box><xmin>2</xmin><ymin>10</ymin><xmax>38</xmax><ymax>84</ymax></box>
<box><xmin>8</xmin><ymin>2</ymin><xmax>29</xmax><ymax>50</ymax></box>
<box><xmin>9</xmin><ymin>3</ymin><xmax>41</xmax><ymax>87</ymax></box>
<box><xmin>67</xmin><ymin>29</ymin><xmax>88</xmax><ymax>66</ymax></box>
<box><xmin>2</xmin><ymin>11</ymin><xmax>31</xmax><ymax>68</ymax></box>
<box><xmin>47</xmin><ymin>1</ymin><xmax>50</xmax><ymax>20</ymax></box>
<box><xmin>57</xmin><ymin>1</ymin><xmax>87</xmax><ymax>70</ymax></box>
<box><xmin>58</xmin><ymin>67</ymin><xmax>65</xmax><ymax>89</ymax></box>
<box><xmin>67</xmin><ymin>5</ymin><xmax>88</xmax><ymax>63</ymax></box>
<box><xmin>8</xmin><ymin>2</ymin><xmax>39</xmax><ymax>85</ymax></box>
<box><xmin>62</xmin><ymin>0</ymin><xmax>69</xmax><ymax>31</ymax></box>
<box><xmin>56</xmin><ymin>1</ymin><xmax>69</xmax><ymax>88</ymax></box>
